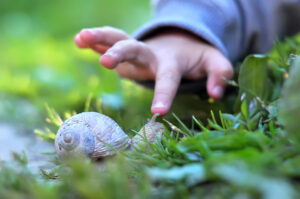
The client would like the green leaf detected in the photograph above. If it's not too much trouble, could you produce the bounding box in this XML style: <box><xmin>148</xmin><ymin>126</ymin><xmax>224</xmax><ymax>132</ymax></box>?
<box><xmin>278</xmin><ymin>57</ymin><xmax>300</xmax><ymax>141</ymax></box>
<box><xmin>241</xmin><ymin>100</ymin><xmax>248</xmax><ymax>119</ymax></box>
<box><xmin>212</xmin><ymin>163</ymin><xmax>294</xmax><ymax>199</ymax></box>
<box><xmin>147</xmin><ymin>164</ymin><xmax>205</xmax><ymax>186</ymax></box>
<box><xmin>238</xmin><ymin>55</ymin><xmax>271</xmax><ymax>101</ymax></box>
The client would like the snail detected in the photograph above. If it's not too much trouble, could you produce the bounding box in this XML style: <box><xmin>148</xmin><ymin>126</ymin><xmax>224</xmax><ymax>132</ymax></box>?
<box><xmin>55</xmin><ymin>112</ymin><xmax>164</xmax><ymax>160</ymax></box>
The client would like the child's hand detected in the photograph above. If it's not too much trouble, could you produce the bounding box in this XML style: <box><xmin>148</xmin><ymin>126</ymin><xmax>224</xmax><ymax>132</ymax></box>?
<box><xmin>75</xmin><ymin>27</ymin><xmax>233</xmax><ymax>116</ymax></box>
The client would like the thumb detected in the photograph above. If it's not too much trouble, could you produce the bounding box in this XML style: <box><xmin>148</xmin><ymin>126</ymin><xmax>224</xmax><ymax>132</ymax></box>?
<box><xmin>204</xmin><ymin>52</ymin><xmax>233</xmax><ymax>99</ymax></box>
<box><xmin>151</xmin><ymin>62</ymin><xmax>182</xmax><ymax>116</ymax></box>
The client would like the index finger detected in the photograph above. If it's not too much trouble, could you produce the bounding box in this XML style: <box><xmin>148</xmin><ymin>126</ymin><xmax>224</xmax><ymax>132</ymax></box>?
<box><xmin>79</xmin><ymin>27</ymin><xmax>129</xmax><ymax>46</ymax></box>
<box><xmin>151</xmin><ymin>63</ymin><xmax>182</xmax><ymax>116</ymax></box>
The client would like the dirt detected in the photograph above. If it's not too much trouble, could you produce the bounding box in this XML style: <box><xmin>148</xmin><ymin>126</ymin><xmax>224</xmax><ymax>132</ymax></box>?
<box><xmin>0</xmin><ymin>123</ymin><xmax>55</xmax><ymax>171</ymax></box>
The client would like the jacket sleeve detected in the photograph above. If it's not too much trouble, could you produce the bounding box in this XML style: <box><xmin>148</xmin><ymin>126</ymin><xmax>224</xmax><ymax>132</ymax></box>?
<box><xmin>134</xmin><ymin>0</ymin><xmax>300</xmax><ymax>63</ymax></box>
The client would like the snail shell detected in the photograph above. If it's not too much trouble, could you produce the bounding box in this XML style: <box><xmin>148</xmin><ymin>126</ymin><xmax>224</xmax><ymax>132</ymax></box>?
<box><xmin>131</xmin><ymin>114</ymin><xmax>164</xmax><ymax>147</ymax></box>
<box><xmin>55</xmin><ymin>112</ymin><xmax>131</xmax><ymax>160</ymax></box>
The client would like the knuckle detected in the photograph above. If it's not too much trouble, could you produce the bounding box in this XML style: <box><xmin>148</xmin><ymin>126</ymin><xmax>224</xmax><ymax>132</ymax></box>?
<box><xmin>136</xmin><ymin>41</ymin><xmax>151</xmax><ymax>57</ymax></box>
<box><xmin>112</xmin><ymin>40</ymin><xmax>126</xmax><ymax>50</ymax></box>
<box><xmin>126</xmin><ymin>39</ymin><xmax>138</xmax><ymax>46</ymax></box>
<box><xmin>116</xmin><ymin>39</ymin><xmax>136</xmax><ymax>47</ymax></box>
<box><xmin>136</xmin><ymin>41</ymin><xmax>147</xmax><ymax>49</ymax></box>
<box><xmin>114</xmin><ymin>39</ymin><xmax>140</xmax><ymax>54</ymax></box>
<box><xmin>220</xmin><ymin>64</ymin><xmax>234</xmax><ymax>78</ymax></box>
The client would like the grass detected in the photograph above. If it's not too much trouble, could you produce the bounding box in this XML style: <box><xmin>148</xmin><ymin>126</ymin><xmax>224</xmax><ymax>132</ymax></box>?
<box><xmin>0</xmin><ymin>35</ymin><xmax>299</xmax><ymax>199</ymax></box>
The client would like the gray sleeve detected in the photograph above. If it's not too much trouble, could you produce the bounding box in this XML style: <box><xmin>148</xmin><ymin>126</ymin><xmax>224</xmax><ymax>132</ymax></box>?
<box><xmin>134</xmin><ymin>0</ymin><xmax>300</xmax><ymax>63</ymax></box>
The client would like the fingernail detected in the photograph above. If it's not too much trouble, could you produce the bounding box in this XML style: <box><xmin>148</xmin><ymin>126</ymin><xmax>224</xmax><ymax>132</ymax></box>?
<box><xmin>151</xmin><ymin>102</ymin><xmax>168</xmax><ymax>116</ymax></box>
<box><xmin>152</xmin><ymin>102</ymin><xmax>166</xmax><ymax>109</ymax></box>
<box><xmin>212</xmin><ymin>86</ymin><xmax>224</xmax><ymax>98</ymax></box>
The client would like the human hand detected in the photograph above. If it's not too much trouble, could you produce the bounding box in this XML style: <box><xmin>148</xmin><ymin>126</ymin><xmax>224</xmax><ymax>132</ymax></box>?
<box><xmin>74</xmin><ymin>27</ymin><xmax>233</xmax><ymax>116</ymax></box>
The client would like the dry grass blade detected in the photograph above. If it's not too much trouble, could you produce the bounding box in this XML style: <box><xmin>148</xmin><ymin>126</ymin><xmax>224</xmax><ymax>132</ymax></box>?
<box><xmin>163</xmin><ymin>119</ymin><xmax>191</xmax><ymax>137</ymax></box>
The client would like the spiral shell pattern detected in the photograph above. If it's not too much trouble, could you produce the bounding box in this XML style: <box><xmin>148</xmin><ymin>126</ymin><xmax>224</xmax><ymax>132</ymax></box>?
<box><xmin>55</xmin><ymin>112</ymin><xmax>131</xmax><ymax>160</ymax></box>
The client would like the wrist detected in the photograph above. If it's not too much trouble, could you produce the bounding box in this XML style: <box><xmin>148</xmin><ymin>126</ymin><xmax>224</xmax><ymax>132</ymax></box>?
<box><xmin>143</xmin><ymin>27</ymin><xmax>209</xmax><ymax>45</ymax></box>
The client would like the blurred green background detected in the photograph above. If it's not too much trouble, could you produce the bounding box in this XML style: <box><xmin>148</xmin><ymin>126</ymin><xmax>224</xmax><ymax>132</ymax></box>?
<box><xmin>0</xmin><ymin>0</ymin><xmax>154</xmax><ymax>129</ymax></box>
<box><xmin>0</xmin><ymin>0</ymin><xmax>225</xmax><ymax>132</ymax></box>
<box><xmin>1</xmin><ymin>0</ymin><xmax>236</xmax><ymax>140</ymax></box>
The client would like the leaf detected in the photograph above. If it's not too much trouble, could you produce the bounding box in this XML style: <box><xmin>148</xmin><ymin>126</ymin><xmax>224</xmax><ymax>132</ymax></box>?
<box><xmin>205</xmin><ymin>131</ymin><xmax>270</xmax><ymax>151</ymax></box>
<box><xmin>192</xmin><ymin>116</ymin><xmax>209</xmax><ymax>132</ymax></box>
<box><xmin>213</xmin><ymin>164</ymin><xmax>294</xmax><ymax>199</ymax></box>
<box><xmin>278</xmin><ymin>57</ymin><xmax>300</xmax><ymax>141</ymax></box>
<box><xmin>238</xmin><ymin>55</ymin><xmax>271</xmax><ymax>101</ymax></box>
<box><xmin>241</xmin><ymin>100</ymin><xmax>248</xmax><ymax>119</ymax></box>
<box><xmin>281</xmin><ymin>155</ymin><xmax>300</xmax><ymax>177</ymax></box>
<box><xmin>147</xmin><ymin>164</ymin><xmax>205</xmax><ymax>186</ymax></box>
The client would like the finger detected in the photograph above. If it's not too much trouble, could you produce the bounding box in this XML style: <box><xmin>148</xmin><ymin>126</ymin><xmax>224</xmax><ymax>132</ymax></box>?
<box><xmin>204</xmin><ymin>51</ymin><xmax>233</xmax><ymax>99</ymax></box>
<box><xmin>115</xmin><ymin>62</ymin><xmax>155</xmax><ymax>80</ymax></box>
<box><xmin>79</xmin><ymin>27</ymin><xmax>129</xmax><ymax>47</ymax></box>
<box><xmin>74</xmin><ymin>34</ymin><xmax>89</xmax><ymax>48</ymax></box>
<box><xmin>90</xmin><ymin>45</ymin><xmax>110</xmax><ymax>54</ymax></box>
<box><xmin>151</xmin><ymin>62</ymin><xmax>182</xmax><ymax>116</ymax></box>
<box><xmin>100</xmin><ymin>39</ymin><xmax>156</xmax><ymax>70</ymax></box>
<box><xmin>75</xmin><ymin>33</ymin><xmax>110</xmax><ymax>54</ymax></box>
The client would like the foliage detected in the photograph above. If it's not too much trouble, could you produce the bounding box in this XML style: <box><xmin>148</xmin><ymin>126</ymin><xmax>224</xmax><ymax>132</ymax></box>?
<box><xmin>0</xmin><ymin>34</ymin><xmax>299</xmax><ymax>199</ymax></box>
<box><xmin>1</xmin><ymin>0</ymin><xmax>300</xmax><ymax>198</ymax></box>
<box><xmin>279</xmin><ymin>56</ymin><xmax>300</xmax><ymax>143</ymax></box>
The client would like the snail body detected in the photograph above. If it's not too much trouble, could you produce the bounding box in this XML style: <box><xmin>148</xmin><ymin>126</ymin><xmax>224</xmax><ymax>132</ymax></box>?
<box><xmin>55</xmin><ymin>112</ymin><xmax>163</xmax><ymax>160</ymax></box>
<box><xmin>131</xmin><ymin>115</ymin><xmax>164</xmax><ymax>147</ymax></box>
